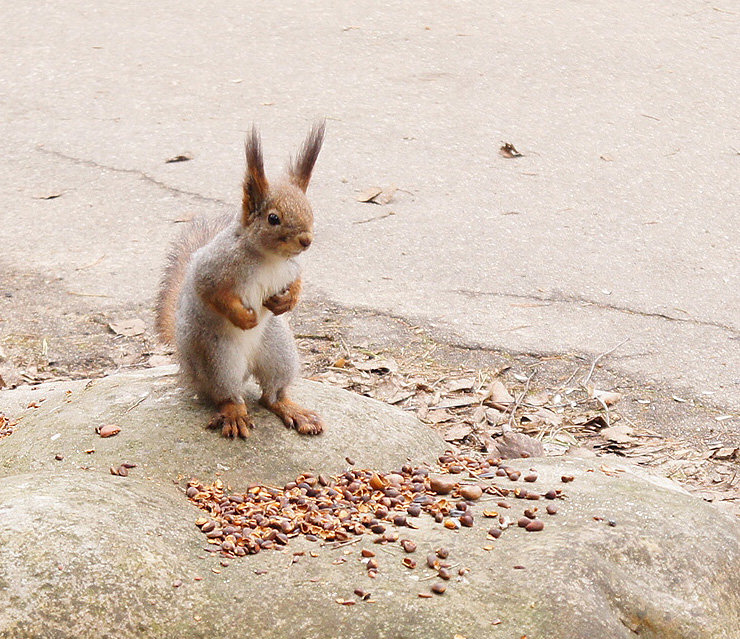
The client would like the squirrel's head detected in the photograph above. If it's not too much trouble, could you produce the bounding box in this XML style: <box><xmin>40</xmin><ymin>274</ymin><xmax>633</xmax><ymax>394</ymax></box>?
<box><xmin>240</xmin><ymin>123</ymin><xmax>325</xmax><ymax>258</ymax></box>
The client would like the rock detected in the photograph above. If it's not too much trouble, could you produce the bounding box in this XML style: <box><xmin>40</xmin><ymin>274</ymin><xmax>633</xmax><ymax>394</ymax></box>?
<box><xmin>1</xmin><ymin>368</ymin><xmax>739</xmax><ymax>638</ymax></box>
<box><xmin>0</xmin><ymin>366</ymin><xmax>446</xmax><ymax>486</ymax></box>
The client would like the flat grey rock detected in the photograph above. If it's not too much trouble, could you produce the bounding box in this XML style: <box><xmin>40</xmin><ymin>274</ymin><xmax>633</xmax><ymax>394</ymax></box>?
<box><xmin>1</xmin><ymin>370</ymin><xmax>739</xmax><ymax>638</ymax></box>
<box><xmin>0</xmin><ymin>366</ymin><xmax>445</xmax><ymax>486</ymax></box>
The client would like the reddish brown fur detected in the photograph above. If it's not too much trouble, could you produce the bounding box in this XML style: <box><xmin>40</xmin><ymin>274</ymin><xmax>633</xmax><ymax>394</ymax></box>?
<box><xmin>263</xmin><ymin>277</ymin><xmax>302</xmax><ymax>315</ymax></box>
<box><xmin>242</xmin><ymin>127</ymin><xmax>270</xmax><ymax>226</ymax></box>
<box><xmin>209</xmin><ymin>400</ymin><xmax>253</xmax><ymax>438</ymax></box>
<box><xmin>290</xmin><ymin>122</ymin><xmax>325</xmax><ymax>192</ymax></box>
<box><xmin>260</xmin><ymin>393</ymin><xmax>323</xmax><ymax>435</ymax></box>
<box><xmin>203</xmin><ymin>285</ymin><xmax>259</xmax><ymax>330</ymax></box>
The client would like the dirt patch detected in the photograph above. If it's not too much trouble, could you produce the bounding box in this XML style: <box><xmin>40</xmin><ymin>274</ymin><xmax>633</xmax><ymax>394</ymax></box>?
<box><xmin>0</xmin><ymin>269</ymin><xmax>737</xmax><ymax>516</ymax></box>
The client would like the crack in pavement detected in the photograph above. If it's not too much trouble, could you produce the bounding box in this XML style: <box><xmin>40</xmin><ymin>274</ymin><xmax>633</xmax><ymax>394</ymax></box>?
<box><xmin>35</xmin><ymin>145</ymin><xmax>232</xmax><ymax>208</ymax></box>
<box><xmin>452</xmin><ymin>288</ymin><xmax>739</xmax><ymax>336</ymax></box>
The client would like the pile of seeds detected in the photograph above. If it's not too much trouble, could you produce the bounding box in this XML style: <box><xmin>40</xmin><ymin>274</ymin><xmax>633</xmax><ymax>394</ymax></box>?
<box><xmin>185</xmin><ymin>452</ymin><xmax>566</xmax><ymax>559</ymax></box>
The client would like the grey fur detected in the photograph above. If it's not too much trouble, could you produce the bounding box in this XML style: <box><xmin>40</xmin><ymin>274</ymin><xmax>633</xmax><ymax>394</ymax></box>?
<box><xmin>155</xmin><ymin>126</ymin><xmax>323</xmax><ymax>430</ymax></box>
<box><xmin>174</xmin><ymin>214</ymin><xmax>301</xmax><ymax>406</ymax></box>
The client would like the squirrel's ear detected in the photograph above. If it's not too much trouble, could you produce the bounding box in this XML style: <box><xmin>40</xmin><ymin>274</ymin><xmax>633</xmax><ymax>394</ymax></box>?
<box><xmin>289</xmin><ymin>121</ymin><xmax>325</xmax><ymax>192</ymax></box>
<box><xmin>242</xmin><ymin>126</ymin><xmax>269</xmax><ymax>224</ymax></box>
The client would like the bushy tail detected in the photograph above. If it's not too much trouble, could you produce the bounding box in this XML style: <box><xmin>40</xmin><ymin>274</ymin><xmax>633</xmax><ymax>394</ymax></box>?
<box><xmin>155</xmin><ymin>215</ymin><xmax>230</xmax><ymax>344</ymax></box>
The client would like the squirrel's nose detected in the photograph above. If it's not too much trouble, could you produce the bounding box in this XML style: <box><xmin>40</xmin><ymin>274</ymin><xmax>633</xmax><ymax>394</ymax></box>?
<box><xmin>298</xmin><ymin>234</ymin><xmax>312</xmax><ymax>248</ymax></box>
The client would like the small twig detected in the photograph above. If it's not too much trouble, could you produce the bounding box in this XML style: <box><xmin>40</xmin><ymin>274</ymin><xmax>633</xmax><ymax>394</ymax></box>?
<box><xmin>326</xmin><ymin>538</ymin><xmax>361</xmax><ymax>551</ymax></box>
<box><xmin>581</xmin><ymin>339</ymin><xmax>630</xmax><ymax>387</ymax></box>
<box><xmin>125</xmin><ymin>393</ymin><xmax>149</xmax><ymax>413</ymax></box>
<box><xmin>556</xmin><ymin>367</ymin><xmax>581</xmax><ymax>393</ymax></box>
<box><xmin>419</xmin><ymin>562</ymin><xmax>461</xmax><ymax>581</ymax></box>
<box><xmin>74</xmin><ymin>255</ymin><xmax>107</xmax><ymax>271</ymax></box>
<box><xmin>354</xmin><ymin>211</ymin><xmax>396</xmax><ymax>225</ymax></box>
<box><xmin>505</xmin><ymin>370</ymin><xmax>537</xmax><ymax>433</ymax></box>
<box><xmin>67</xmin><ymin>291</ymin><xmax>112</xmax><ymax>298</ymax></box>
<box><xmin>338</xmin><ymin>336</ymin><xmax>352</xmax><ymax>358</ymax></box>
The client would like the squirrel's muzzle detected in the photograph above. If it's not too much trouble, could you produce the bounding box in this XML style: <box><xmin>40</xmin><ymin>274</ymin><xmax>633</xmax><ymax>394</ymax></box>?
<box><xmin>297</xmin><ymin>234</ymin><xmax>312</xmax><ymax>249</ymax></box>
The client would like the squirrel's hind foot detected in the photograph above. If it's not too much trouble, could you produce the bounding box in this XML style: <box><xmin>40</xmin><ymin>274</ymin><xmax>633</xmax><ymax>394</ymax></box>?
<box><xmin>260</xmin><ymin>394</ymin><xmax>324</xmax><ymax>436</ymax></box>
<box><xmin>209</xmin><ymin>401</ymin><xmax>254</xmax><ymax>438</ymax></box>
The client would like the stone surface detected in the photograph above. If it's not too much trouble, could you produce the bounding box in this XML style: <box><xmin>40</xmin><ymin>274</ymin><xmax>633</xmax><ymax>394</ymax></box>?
<box><xmin>1</xmin><ymin>369</ymin><xmax>739</xmax><ymax>638</ymax></box>
<box><xmin>0</xmin><ymin>366</ymin><xmax>445</xmax><ymax>486</ymax></box>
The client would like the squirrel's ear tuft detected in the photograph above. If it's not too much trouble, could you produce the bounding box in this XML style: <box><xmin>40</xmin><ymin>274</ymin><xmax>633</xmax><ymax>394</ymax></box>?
<box><xmin>289</xmin><ymin>121</ymin><xmax>325</xmax><ymax>192</ymax></box>
<box><xmin>242</xmin><ymin>126</ymin><xmax>269</xmax><ymax>223</ymax></box>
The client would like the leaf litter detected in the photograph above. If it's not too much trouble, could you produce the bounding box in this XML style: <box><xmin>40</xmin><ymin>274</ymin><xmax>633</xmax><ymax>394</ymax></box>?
<box><xmin>302</xmin><ymin>335</ymin><xmax>739</xmax><ymax>517</ymax></box>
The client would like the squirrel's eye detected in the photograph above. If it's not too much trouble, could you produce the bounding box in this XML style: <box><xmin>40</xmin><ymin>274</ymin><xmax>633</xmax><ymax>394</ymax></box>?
<box><xmin>267</xmin><ymin>213</ymin><xmax>281</xmax><ymax>226</ymax></box>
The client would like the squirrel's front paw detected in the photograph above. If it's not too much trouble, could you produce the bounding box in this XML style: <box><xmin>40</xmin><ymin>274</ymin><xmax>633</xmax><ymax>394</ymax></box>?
<box><xmin>233</xmin><ymin>306</ymin><xmax>259</xmax><ymax>330</ymax></box>
<box><xmin>264</xmin><ymin>288</ymin><xmax>296</xmax><ymax>316</ymax></box>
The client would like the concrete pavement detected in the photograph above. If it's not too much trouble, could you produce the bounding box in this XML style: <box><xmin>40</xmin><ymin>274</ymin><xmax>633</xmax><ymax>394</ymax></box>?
<box><xmin>1</xmin><ymin>1</ymin><xmax>738</xmax><ymax>416</ymax></box>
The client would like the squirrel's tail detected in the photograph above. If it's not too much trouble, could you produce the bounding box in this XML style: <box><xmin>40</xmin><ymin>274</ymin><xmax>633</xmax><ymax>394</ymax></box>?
<box><xmin>155</xmin><ymin>215</ymin><xmax>230</xmax><ymax>344</ymax></box>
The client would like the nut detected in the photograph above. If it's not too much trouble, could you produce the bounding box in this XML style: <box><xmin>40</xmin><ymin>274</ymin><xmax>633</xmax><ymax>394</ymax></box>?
<box><xmin>525</xmin><ymin>519</ymin><xmax>544</xmax><ymax>532</ymax></box>
<box><xmin>459</xmin><ymin>485</ymin><xmax>483</xmax><ymax>500</ymax></box>
<box><xmin>98</xmin><ymin>424</ymin><xmax>120</xmax><ymax>438</ymax></box>
<box><xmin>400</xmin><ymin>539</ymin><xmax>417</xmax><ymax>553</ymax></box>
<box><xmin>430</xmin><ymin>476</ymin><xmax>455</xmax><ymax>495</ymax></box>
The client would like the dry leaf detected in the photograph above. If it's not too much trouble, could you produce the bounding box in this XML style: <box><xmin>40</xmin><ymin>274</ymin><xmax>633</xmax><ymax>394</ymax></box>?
<box><xmin>486</xmin><ymin>432</ymin><xmax>545</xmax><ymax>459</ymax></box>
<box><xmin>446</xmin><ymin>378</ymin><xmax>476</xmax><ymax>393</ymax></box>
<box><xmin>165</xmin><ymin>153</ymin><xmax>193</xmax><ymax>163</ymax></box>
<box><xmin>357</xmin><ymin>186</ymin><xmax>397</xmax><ymax>205</ymax></box>
<box><xmin>484</xmin><ymin>380</ymin><xmax>515</xmax><ymax>406</ymax></box>
<box><xmin>499</xmin><ymin>143</ymin><xmax>523</xmax><ymax>158</ymax></box>
<box><xmin>485</xmin><ymin>408</ymin><xmax>507</xmax><ymax>426</ymax></box>
<box><xmin>442</xmin><ymin>424</ymin><xmax>473</xmax><ymax>442</ymax></box>
<box><xmin>353</xmin><ymin>358</ymin><xmax>398</xmax><ymax>373</ymax></box>
<box><xmin>521</xmin><ymin>408</ymin><xmax>562</xmax><ymax>428</ymax></box>
<box><xmin>600</xmin><ymin>425</ymin><xmax>635</xmax><ymax>444</ymax></box>
<box><xmin>471</xmin><ymin>406</ymin><xmax>487</xmax><ymax>424</ymax></box>
<box><xmin>109</xmin><ymin>319</ymin><xmax>146</xmax><ymax>337</ymax></box>
<box><xmin>356</xmin><ymin>187</ymin><xmax>383</xmax><ymax>203</ymax></box>
<box><xmin>711</xmin><ymin>447</ymin><xmax>738</xmax><ymax>460</ymax></box>
<box><xmin>571</xmin><ymin>412</ymin><xmax>609</xmax><ymax>429</ymax></box>
<box><xmin>425</xmin><ymin>409</ymin><xmax>454</xmax><ymax>424</ymax></box>
<box><xmin>591</xmin><ymin>389</ymin><xmax>622</xmax><ymax>406</ymax></box>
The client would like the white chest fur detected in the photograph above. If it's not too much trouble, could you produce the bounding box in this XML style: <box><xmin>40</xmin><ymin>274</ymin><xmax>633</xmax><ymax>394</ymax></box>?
<box><xmin>238</xmin><ymin>257</ymin><xmax>299</xmax><ymax>322</ymax></box>
<box><xmin>222</xmin><ymin>257</ymin><xmax>299</xmax><ymax>362</ymax></box>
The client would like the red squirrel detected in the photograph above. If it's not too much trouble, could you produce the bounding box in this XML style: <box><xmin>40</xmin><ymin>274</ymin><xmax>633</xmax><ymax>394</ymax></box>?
<box><xmin>155</xmin><ymin>124</ymin><xmax>325</xmax><ymax>438</ymax></box>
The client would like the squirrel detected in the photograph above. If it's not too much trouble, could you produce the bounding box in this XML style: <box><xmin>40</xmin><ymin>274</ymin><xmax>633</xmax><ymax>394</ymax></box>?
<box><xmin>155</xmin><ymin>123</ymin><xmax>325</xmax><ymax>438</ymax></box>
